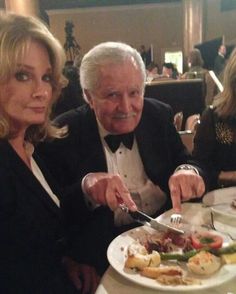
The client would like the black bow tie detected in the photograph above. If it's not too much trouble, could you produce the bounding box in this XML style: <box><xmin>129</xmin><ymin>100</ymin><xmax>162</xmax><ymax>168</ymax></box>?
<box><xmin>104</xmin><ymin>132</ymin><xmax>134</xmax><ymax>153</ymax></box>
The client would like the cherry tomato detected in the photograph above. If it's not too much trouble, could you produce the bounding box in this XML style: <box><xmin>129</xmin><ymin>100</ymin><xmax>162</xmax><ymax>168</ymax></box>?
<box><xmin>191</xmin><ymin>232</ymin><xmax>223</xmax><ymax>249</ymax></box>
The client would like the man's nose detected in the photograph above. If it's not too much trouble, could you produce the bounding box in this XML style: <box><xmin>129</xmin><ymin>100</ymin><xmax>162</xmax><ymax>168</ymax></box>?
<box><xmin>119</xmin><ymin>94</ymin><xmax>130</xmax><ymax>112</ymax></box>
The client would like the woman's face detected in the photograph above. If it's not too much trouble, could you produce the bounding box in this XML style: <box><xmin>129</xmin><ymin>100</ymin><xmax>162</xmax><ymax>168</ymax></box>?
<box><xmin>0</xmin><ymin>41</ymin><xmax>53</xmax><ymax>135</ymax></box>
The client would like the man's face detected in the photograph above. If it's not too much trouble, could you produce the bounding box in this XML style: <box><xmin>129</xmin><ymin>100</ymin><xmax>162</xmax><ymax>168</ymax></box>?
<box><xmin>220</xmin><ymin>45</ymin><xmax>226</xmax><ymax>56</ymax></box>
<box><xmin>86</xmin><ymin>59</ymin><xmax>144</xmax><ymax>134</ymax></box>
<box><xmin>162</xmin><ymin>66</ymin><xmax>173</xmax><ymax>78</ymax></box>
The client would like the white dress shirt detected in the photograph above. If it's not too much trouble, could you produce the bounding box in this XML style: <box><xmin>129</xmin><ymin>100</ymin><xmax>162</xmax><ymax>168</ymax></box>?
<box><xmin>25</xmin><ymin>142</ymin><xmax>60</xmax><ymax>207</ymax></box>
<box><xmin>98</xmin><ymin>124</ymin><xmax>167</xmax><ymax>226</ymax></box>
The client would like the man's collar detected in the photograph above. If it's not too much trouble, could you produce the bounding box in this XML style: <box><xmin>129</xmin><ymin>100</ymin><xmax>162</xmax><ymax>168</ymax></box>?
<box><xmin>96</xmin><ymin>118</ymin><xmax>110</xmax><ymax>137</ymax></box>
<box><xmin>219</xmin><ymin>52</ymin><xmax>225</xmax><ymax>58</ymax></box>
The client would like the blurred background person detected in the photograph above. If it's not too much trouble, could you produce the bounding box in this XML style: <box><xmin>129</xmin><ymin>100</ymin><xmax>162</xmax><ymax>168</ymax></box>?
<box><xmin>214</xmin><ymin>44</ymin><xmax>227</xmax><ymax>78</ymax></box>
<box><xmin>182</xmin><ymin>48</ymin><xmax>206</xmax><ymax>79</ymax></box>
<box><xmin>193</xmin><ymin>48</ymin><xmax>236</xmax><ymax>190</ymax></box>
<box><xmin>161</xmin><ymin>62</ymin><xmax>179</xmax><ymax>79</ymax></box>
<box><xmin>182</xmin><ymin>48</ymin><xmax>217</xmax><ymax>106</ymax></box>
<box><xmin>139</xmin><ymin>44</ymin><xmax>148</xmax><ymax>66</ymax></box>
<box><xmin>146</xmin><ymin>61</ymin><xmax>160</xmax><ymax>82</ymax></box>
<box><xmin>51</xmin><ymin>59</ymin><xmax>84</xmax><ymax>119</ymax></box>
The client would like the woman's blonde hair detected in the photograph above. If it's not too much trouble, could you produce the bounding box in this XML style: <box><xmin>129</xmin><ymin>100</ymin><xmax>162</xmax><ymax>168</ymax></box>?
<box><xmin>0</xmin><ymin>12</ymin><xmax>66</xmax><ymax>143</ymax></box>
<box><xmin>213</xmin><ymin>48</ymin><xmax>236</xmax><ymax>118</ymax></box>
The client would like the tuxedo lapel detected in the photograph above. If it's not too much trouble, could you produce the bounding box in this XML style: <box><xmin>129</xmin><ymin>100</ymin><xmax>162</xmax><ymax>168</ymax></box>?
<box><xmin>136</xmin><ymin>122</ymin><xmax>164</xmax><ymax>177</ymax></box>
<box><xmin>0</xmin><ymin>141</ymin><xmax>60</xmax><ymax>216</ymax></box>
<box><xmin>80</xmin><ymin>108</ymin><xmax>108</xmax><ymax>173</ymax></box>
<box><xmin>135</xmin><ymin>102</ymin><xmax>170</xmax><ymax>182</ymax></box>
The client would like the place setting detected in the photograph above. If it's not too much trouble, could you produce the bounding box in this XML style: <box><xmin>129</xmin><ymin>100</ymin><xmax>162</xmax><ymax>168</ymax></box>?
<box><xmin>106</xmin><ymin>200</ymin><xmax>236</xmax><ymax>292</ymax></box>
<box><xmin>202</xmin><ymin>187</ymin><xmax>236</xmax><ymax>241</ymax></box>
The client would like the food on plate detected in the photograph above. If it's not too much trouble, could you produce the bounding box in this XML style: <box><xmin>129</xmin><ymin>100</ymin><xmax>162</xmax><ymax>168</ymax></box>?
<box><xmin>156</xmin><ymin>275</ymin><xmax>201</xmax><ymax>286</ymax></box>
<box><xmin>141</xmin><ymin>265</ymin><xmax>201</xmax><ymax>286</ymax></box>
<box><xmin>160</xmin><ymin>249</ymin><xmax>198</xmax><ymax>261</ymax></box>
<box><xmin>125</xmin><ymin>242</ymin><xmax>160</xmax><ymax>270</ymax></box>
<box><xmin>159</xmin><ymin>242</ymin><xmax>236</xmax><ymax>261</ymax></box>
<box><xmin>221</xmin><ymin>252</ymin><xmax>236</xmax><ymax>264</ymax></box>
<box><xmin>145</xmin><ymin>230</ymin><xmax>193</xmax><ymax>253</ymax></box>
<box><xmin>187</xmin><ymin>251</ymin><xmax>221</xmax><ymax>275</ymax></box>
<box><xmin>212</xmin><ymin>242</ymin><xmax>236</xmax><ymax>255</ymax></box>
<box><xmin>141</xmin><ymin>265</ymin><xmax>183</xmax><ymax>279</ymax></box>
<box><xmin>126</xmin><ymin>241</ymin><xmax>148</xmax><ymax>256</ymax></box>
<box><xmin>231</xmin><ymin>199</ymin><xmax>236</xmax><ymax>209</ymax></box>
<box><xmin>125</xmin><ymin>251</ymin><xmax>160</xmax><ymax>270</ymax></box>
<box><xmin>123</xmin><ymin>230</ymin><xmax>236</xmax><ymax>285</ymax></box>
<box><xmin>191</xmin><ymin>232</ymin><xmax>223</xmax><ymax>249</ymax></box>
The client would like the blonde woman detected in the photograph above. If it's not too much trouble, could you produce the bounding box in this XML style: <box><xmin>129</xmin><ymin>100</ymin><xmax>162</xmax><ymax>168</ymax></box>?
<box><xmin>0</xmin><ymin>12</ymin><xmax>98</xmax><ymax>293</ymax></box>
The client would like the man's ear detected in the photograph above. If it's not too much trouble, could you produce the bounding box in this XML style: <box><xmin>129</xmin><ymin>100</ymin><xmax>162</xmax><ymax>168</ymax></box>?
<box><xmin>84</xmin><ymin>89</ymin><xmax>94</xmax><ymax>108</ymax></box>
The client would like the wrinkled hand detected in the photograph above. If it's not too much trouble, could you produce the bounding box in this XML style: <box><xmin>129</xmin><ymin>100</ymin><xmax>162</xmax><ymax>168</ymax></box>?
<box><xmin>83</xmin><ymin>172</ymin><xmax>137</xmax><ymax>211</ymax></box>
<box><xmin>169</xmin><ymin>170</ymin><xmax>205</xmax><ymax>213</ymax></box>
<box><xmin>62</xmin><ymin>256</ymin><xmax>100</xmax><ymax>294</ymax></box>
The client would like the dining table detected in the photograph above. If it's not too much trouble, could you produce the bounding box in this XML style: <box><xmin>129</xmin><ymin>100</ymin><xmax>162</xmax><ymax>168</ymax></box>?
<box><xmin>95</xmin><ymin>202</ymin><xmax>236</xmax><ymax>294</ymax></box>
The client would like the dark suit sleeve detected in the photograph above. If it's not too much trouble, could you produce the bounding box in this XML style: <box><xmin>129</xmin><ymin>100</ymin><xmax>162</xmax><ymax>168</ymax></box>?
<box><xmin>192</xmin><ymin>107</ymin><xmax>220</xmax><ymax>189</ymax></box>
<box><xmin>141</xmin><ymin>98</ymin><xmax>208</xmax><ymax>191</ymax></box>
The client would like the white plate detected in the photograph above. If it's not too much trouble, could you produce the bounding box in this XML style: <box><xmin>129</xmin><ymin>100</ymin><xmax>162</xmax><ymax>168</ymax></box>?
<box><xmin>203</xmin><ymin>187</ymin><xmax>236</xmax><ymax>218</ymax></box>
<box><xmin>107</xmin><ymin>226</ymin><xmax>236</xmax><ymax>292</ymax></box>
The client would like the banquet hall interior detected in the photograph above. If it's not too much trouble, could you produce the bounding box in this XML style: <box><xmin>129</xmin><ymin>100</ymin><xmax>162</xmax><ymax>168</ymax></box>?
<box><xmin>1</xmin><ymin>0</ymin><xmax>235</xmax><ymax>148</ymax></box>
<box><xmin>1</xmin><ymin>2</ymin><xmax>236</xmax><ymax>293</ymax></box>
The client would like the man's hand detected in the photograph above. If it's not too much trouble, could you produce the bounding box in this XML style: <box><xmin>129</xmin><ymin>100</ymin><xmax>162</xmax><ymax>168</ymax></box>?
<box><xmin>62</xmin><ymin>256</ymin><xmax>100</xmax><ymax>294</ymax></box>
<box><xmin>169</xmin><ymin>170</ymin><xmax>205</xmax><ymax>213</ymax></box>
<box><xmin>83</xmin><ymin>172</ymin><xmax>137</xmax><ymax>211</ymax></box>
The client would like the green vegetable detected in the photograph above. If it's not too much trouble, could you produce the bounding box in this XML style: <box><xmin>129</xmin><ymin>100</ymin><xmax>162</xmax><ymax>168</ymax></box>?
<box><xmin>210</xmin><ymin>243</ymin><xmax>236</xmax><ymax>256</ymax></box>
<box><xmin>160</xmin><ymin>250</ymin><xmax>198</xmax><ymax>261</ymax></box>
<box><xmin>160</xmin><ymin>243</ymin><xmax>236</xmax><ymax>261</ymax></box>
<box><xmin>199</xmin><ymin>237</ymin><xmax>215</xmax><ymax>244</ymax></box>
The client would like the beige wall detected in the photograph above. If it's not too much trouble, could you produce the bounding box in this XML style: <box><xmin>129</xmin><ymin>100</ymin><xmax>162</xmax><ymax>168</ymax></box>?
<box><xmin>48</xmin><ymin>3</ymin><xmax>183</xmax><ymax>67</ymax></box>
<box><xmin>204</xmin><ymin>0</ymin><xmax>236</xmax><ymax>44</ymax></box>
<box><xmin>47</xmin><ymin>0</ymin><xmax>236</xmax><ymax>66</ymax></box>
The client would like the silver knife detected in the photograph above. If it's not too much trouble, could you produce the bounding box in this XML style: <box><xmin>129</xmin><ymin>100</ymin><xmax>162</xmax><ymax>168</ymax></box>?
<box><xmin>119</xmin><ymin>203</ymin><xmax>184</xmax><ymax>234</ymax></box>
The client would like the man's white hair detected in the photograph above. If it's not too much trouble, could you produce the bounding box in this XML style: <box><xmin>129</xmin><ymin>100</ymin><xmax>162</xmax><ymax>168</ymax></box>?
<box><xmin>79</xmin><ymin>41</ymin><xmax>146</xmax><ymax>102</ymax></box>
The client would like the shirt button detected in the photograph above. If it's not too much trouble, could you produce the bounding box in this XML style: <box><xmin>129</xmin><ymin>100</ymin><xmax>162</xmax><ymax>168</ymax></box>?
<box><xmin>124</xmin><ymin>174</ymin><xmax>127</xmax><ymax>178</ymax></box>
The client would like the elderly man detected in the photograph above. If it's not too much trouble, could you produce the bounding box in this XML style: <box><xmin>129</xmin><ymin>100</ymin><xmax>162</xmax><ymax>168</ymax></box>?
<box><xmin>38</xmin><ymin>41</ymin><xmax>206</xmax><ymax>272</ymax></box>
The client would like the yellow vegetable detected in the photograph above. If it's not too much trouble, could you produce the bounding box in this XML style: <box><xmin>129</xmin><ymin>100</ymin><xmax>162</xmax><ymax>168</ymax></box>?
<box><xmin>221</xmin><ymin>253</ymin><xmax>236</xmax><ymax>264</ymax></box>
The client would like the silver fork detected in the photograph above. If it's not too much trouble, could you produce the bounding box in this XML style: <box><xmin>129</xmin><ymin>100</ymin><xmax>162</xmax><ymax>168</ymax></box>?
<box><xmin>170</xmin><ymin>213</ymin><xmax>183</xmax><ymax>226</ymax></box>
<box><xmin>119</xmin><ymin>202</ymin><xmax>129</xmax><ymax>213</ymax></box>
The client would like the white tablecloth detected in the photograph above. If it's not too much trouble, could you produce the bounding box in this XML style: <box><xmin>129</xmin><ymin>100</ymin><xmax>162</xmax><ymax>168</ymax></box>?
<box><xmin>95</xmin><ymin>203</ymin><xmax>236</xmax><ymax>294</ymax></box>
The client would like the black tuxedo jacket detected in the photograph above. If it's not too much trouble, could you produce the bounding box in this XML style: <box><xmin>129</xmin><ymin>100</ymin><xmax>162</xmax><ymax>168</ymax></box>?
<box><xmin>0</xmin><ymin>140</ymin><xmax>78</xmax><ymax>294</ymax></box>
<box><xmin>39</xmin><ymin>98</ymin><xmax>197</xmax><ymax>196</ymax></box>
<box><xmin>214</xmin><ymin>54</ymin><xmax>226</xmax><ymax>76</ymax></box>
